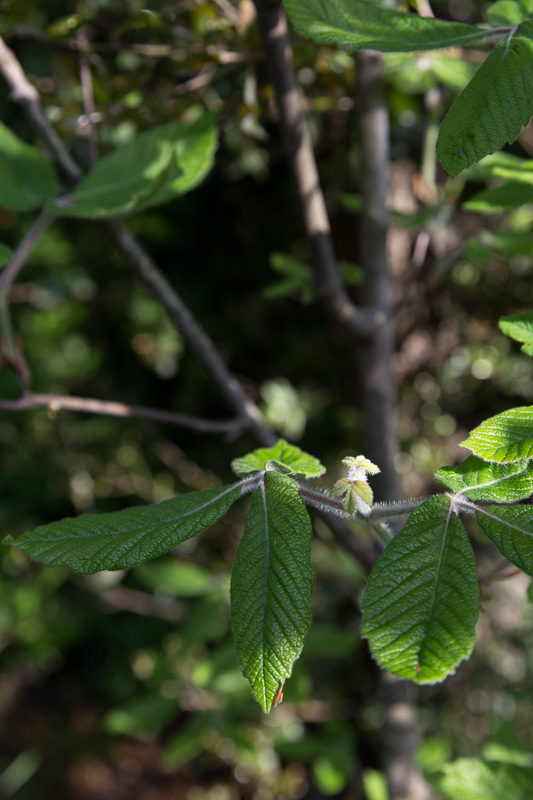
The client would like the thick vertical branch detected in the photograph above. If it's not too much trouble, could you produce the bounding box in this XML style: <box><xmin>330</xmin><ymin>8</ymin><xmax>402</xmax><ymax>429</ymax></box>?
<box><xmin>251</xmin><ymin>0</ymin><xmax>373</xmax><ymax>337</ymax></box>
<box><xmin>356</xmin><ymin>51</ymin><xmax>429</xmax><ymax>800</ymax></box>
<box><xmin>356</xmin><ymin>51</ymin><xmax>398</xmax><ymax>505</ymax></box>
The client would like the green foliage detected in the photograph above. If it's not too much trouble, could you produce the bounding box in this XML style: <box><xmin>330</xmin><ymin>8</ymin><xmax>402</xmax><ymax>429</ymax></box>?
<box><xmin>0</xmin><ymin>242</ymin><xmax>12</xmax><ymax>266</ymax></box>
<box><xmin>487</xmin><ymin>0</ymin><xmax>533</xmax><ymax>27</ymax></box>
<box><xmin>499</xmin><ymin>312</ymin><xmax>533</xmax><ymax>355</ymax></box>
<box><xmin>50</xmin><ymin>115</ymin><xmax>217</xmax><ymax>218</ymax></box>
<box><xmin>461</xmin><ymin>406</ymin><xmax>533</xmax><ymax>463</ymax></box>
<box><xmin>439</xmin><ymin>757</ymin><xmax>533</xmax><ymax>800</ymax></box>
<box><xmin>283</xmin><ymin>0</ymin><xmax>485</xmax><ymax>53</ymax></box>
<box><xmin>0</xmin><ymin>121</ymin><xmax>59</xmax><ymax>210</ymax></box>
<box><xmin>476</xmin><ymin>505</ymin><xmax>533</xmax><ymax>577</ymax></box>
<box><xmin>230</xmin><ymin>471</ymin><xmax>314</xmax><ymax>713</ymax></box>
<box><xmin>3</xmin><ymin>483</ymin><xmax>242</xmax><ymax>573</ymax></box>
<box><xmin>435</xmin><ymin>455</ymin><xmax>533</xmax><ymax>502</ymax></box>
<box><xmin>231</xmin><ymin>438</ymin><xmax>326</xmax><ymax>478</ymax></box>
<box><xmin>436</xmin><ymin>23</ymin><xmax>533</xmax><ymax>178</ymax></box>
<box><xmin>361</xmin><ymin>496</ymin><xmax>478</xmax><ymax>683</ymax></box>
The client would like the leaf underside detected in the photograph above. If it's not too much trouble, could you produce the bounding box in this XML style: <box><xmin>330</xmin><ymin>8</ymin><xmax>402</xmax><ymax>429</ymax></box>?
<box><xmin>460</xmin><ymin>406</ymin><xmax>533</xmax><ymax>462</ymax></box>
<box><xmin>230</xmin><ymin>471</ymin><xmax>314</xmax><ymax>712</ymax></box>
<box><xmin>437</xmin><ymin>23</ymin><xmax>533</xmax><ymax>177</ymax></box>
<box><xmin>3</xmin><ymin>483</ymin><xmax>241</xmax><ymax>574</ymax></box>
<box><xmin>283</xmin><ymin>0</ymin><xmax>485</xmax><ymax>52</ymax></box>
<box><xmin>361</xmin><ymin>496</ymin><xmax>478</xmax><ymax>683</ymax></box>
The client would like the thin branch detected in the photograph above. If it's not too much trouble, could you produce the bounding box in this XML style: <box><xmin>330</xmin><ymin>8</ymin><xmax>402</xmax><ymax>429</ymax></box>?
<box><xmin>0</xmin><ymin>391</ymin><xmax>249</xmax><ymax>435</ymax></box>
<box><xmin>0</xmin><ymin>211</ymin><xmax>52</xmax><ymax>294</ymax></box>
<box><xmin>77</xmin><ymin>30</ymin><xmax>98</xmax><ymax>164</ymax></box>
<box><xmin>251</xmin><ymin>0</ymin><xmax>374</xmax><ymax>338</ymax></box>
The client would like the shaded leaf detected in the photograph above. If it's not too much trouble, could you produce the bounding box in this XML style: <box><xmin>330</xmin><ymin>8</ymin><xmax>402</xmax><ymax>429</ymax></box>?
<box><xmin>0</xmin><ymin>122</ymin><xmax>59</xmax><ymax>211</ymax></box>
<box><xmin>50</xmin><ymin>115</ymin><xmax>217</xmax><ymax>218</ymax></box>
<box><xmin>230</xmin><ymin>471</ymin><xmax>314</xmax><ymax>712</ymax></box>
<box><xmin>231</xmin><ymin>438</ymin><xmax>325</xmax><ymax>478</ymax></box>
<box><xmin>487</xmin><ymin>0</ymin><xmax>533</xmax><ymax>27</ymax></box>
<box><xmin>435</xmin><ymin>455</ymin><xmax>533</xmax><ymax>502</ymax></box>
<box><xmin>361</xmin><ymin>496</ymin><xmax>478</xmax><ymax>683</ymax></box>
<box><xmin>283</xmin><ymin>0</ymin><xmax>485</xmax><ymax>52</ymax></box>
<box><xmin>437</xmin><ymin>23</ymin><xmax>533</xmax><ymax>177</ymax></box>
<box><xmin>460</xmin><ymin>406</ymin><xmax>533</xmax><ymax>462</ymax></box>
<box><xmin>3</xmin><ymin>483</ymin><xmax>241</xmax><ymax>574</ymax></box>
<box><xmin>476</xmin><ymin>505</ymin><xmax>533</xmax><ymax>577</ymax></box>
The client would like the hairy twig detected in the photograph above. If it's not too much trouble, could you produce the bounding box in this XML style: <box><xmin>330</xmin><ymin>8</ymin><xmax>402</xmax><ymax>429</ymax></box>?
<box><xmin>0</xmin><ymin>391</ymin><xmax>249</xmax><ymax>435</ymax></box>
<box><xmin>251</xmin><ymin>0</ymin><xmax>374</xmax><ymax>338</ymax></box>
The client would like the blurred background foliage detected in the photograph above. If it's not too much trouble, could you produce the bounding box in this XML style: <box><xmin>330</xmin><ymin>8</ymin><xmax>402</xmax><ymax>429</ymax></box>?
<box><xmin>1</xmin><ymin>0</ymin><xmax>533</xmax><ymax>798</ymax></box>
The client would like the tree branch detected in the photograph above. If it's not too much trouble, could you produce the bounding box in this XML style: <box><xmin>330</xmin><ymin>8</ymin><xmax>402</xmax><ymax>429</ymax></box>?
<box><xmin>0</xmin><ymin>391</ymin><xmax>249</xmax><ymax>435</ymax></box>
<box><xmin>251</xmin><ymin>0</ymin><xmax>374</xmax><ymax>338</ymax></box>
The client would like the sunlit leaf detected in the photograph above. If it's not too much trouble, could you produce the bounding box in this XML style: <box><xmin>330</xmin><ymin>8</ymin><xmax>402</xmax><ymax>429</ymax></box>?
<box><xmin>283</xmin><ymin>0</ymin><xmax>485</xmax><ymax>52</ymax></box>
<box><xmin>231</xmin><ymin>438</ymin><xmax>325</xmax><ymax>478</ymax></box>
<box><xmin>435</xmin><ymin>455</ymin><xmax>533</xmax><ymax>502</ymax></box>
<box><xmin>464</xmin><ymin>183</ymin><xmax>533</xmax><ymax>212</ymax></box>
<box><xmin>499</xmin><ymin>312</ymin><xmax>533</xmax><ymax>356</ymax></box>
<box><xmin>460</xmin><ymin>406</ymin><xmax>533</xmax><ymax>462</ymax></box>
<box><xmin>230</xmin><ymin>471</ymin><xmax>314</xmax><ymax>712</ymax></box>
<box><xmin>361</xmin><ymin>496</ymin><xmax>478</xmax><ymax>683</ymax></box>
<box><xmin>440</xmin><ymin>757</ymin><xmax>533</xmax><ymax>800</ymax></box>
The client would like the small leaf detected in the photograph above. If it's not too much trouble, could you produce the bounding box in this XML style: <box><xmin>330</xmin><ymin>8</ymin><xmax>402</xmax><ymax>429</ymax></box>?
<box><xmin>231</xmin><ymin>439</ymin><xmax>325</xmax><ymax>478</ymax></box>
<box><xmin>0</xmin><ymin>122</ymin><xmax>59</xmax><ymax>210</ymax></box>
<box><xmin>361</xmin><ymin>496</ymin><xmax>478</xmax><ymax>683</ymax></box>
<box><xmin>435</xmin><ymin>455</ymin><xmax>533</xmax><ymax>502</ymax></box>
<box><xmin>353</xmin><ymin>480</ymin><xmax>373</xmax><ymax>507</ymax></box>
<box><xmin>440</xmin><ymin>757</ymin><xmax>533</xmax><ymax>800</ymax></box>
<box><xmin>499</xmin><ymin>312</ymin><xmax>533</xmax><ymax>355</ymax></box>
<box><xmin>3</xmin><ymin>483</ymin><xmax>242</xmax><ymax>574</ymax></box>
<box><xmin>460</xmin><ymin>406</ymin><xmax>533</xmax><ymax>463</ymax></box>
<box><xmin>437</xmin><ymin>23</ymin><xmax>533</xmax><ymax>177</ymax></box>
<box><xmin>50</xmin><ymin>115</ymin><xmax>217</xmax><ymax>218</ymax></box>
<box><xmin>476</xmin><ymin>505</ymin><xmax>533</xmax><ymax>577</ymax></box>
<box><xmin>464</xmin><ymin>183</ymin><xmax>533</xmax><ymax>212</ymax></box>
<box><xmin>230</xmin><ymin>471</ymin><xmax>314</xmax><ymax>712</ymax></box>
<box><xmin>283</xmin><ymin>0</ymin><xmax>485</xmax><ymax>53</ymax></box>
<box><xmin>487</xmin><ymin>0</ymin><xmax>533</xmax><ymax>27</ymax></box>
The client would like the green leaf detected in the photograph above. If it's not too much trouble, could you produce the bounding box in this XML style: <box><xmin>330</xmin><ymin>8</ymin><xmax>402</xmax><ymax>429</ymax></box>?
<box><xmin>439</xmin><ymin>758</ymin><xmax>533</xmax><ymax>800</ymax></box>
<box><xmin>435</xmin><ymin>455</ymin><xmax>533</xmax><ymax>502</ymax></box>
<box><xmin>361</xmin><ymin>495</ymin><xmax>478</xmax><ymax>683</ymax></box>
<box><xmin>0</xmin><ymin>122</ymin><xmax>59</xmax><ymax>211</ymax></box>
<box><xmin>0</xmin><ymin>243</ymin><xmax>13</xmax><ymax>267</ymax></box>
<box><xmin>460</xmin><ymin>406</ymin><xmax>533</xmax><ymax>463</ymax></box>
<box><xmin>230</xmin><ymin>471</ymin><xmax>314</xmax><ymax>712</ymax></box>
<box><xmin>283</xmin><ymin>0</ymin><xmax>485</xmax><ymax>52</ymax></box>
<box><xmin>437</xmin><ymin>23</ymin><xmax>533</xmax><ymax>177</ymax></box>
<box><xmin>487</xmin><ymin>0</ymin><xmax>533</xmax><ymax>27</ymax></box>
<box><xmin>3</xmin><ymin>483</ymin><xmax>241</xmax><ymax>574</ymax></box>
<box><xmin>50</xmin><ymin>115</ymin><xmax>217</xmax><ymax>218</ymax></box>
<box><xmin>499</xmin><ymin>312</ymin><xmax>533</xmax><ymax>355</ymax></box>
<box><xmin>231</xmin><ymin>439</ymin><xmax>325</xmax><ymax>478</ymax></box>
<box><xmin>476</xmin><ymin>505</ymin><xmax>533</xmax><ymax>577</ymax></box>
<box><xmin>463</xmin><ymin>152</ymin><xmax>533</xmax><ymax>184</ymax></box>
<box><xmin>464</xmin><ymin>183</ymin><xmax>533</xmax><ymax>212</ymax></box>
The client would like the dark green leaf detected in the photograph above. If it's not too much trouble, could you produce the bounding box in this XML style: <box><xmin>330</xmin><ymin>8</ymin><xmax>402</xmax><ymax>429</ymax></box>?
<box><xmin>435</xmin><ymin>455</ymin><xmax>533</xmax><ymax>502</ymax></box>
<box><xmin>283</xmin><ymin>0</ymin><xmax>485</xmax><ymax>52</ymax></box>
<box><xmin>460</xmin><ymin>406</ymin><xmax>533</xmax><ymax>462</ymax></box>
<box><xmin>477</xmin><ymin>505</ymin><xmax>533</xmax><ymax>577</ymax></box>
<box><xmin>230</xmin><ymin>471</ymin><xmax>314</xmax><ymax>712</ymax></box>
<box><xmin>437</xmin><ymin>23</ymin><xmax>533</xmax><ymax>177</ymax></box>
<box><xmin>0</xmin><ymin>122</ymin><xmax>59</xmax><ymax>210</ymax></box>
<box><xmin>3</xmin><ymin>483</ymin><xmax>242</xmax><ymax>573</ymax></box>
<box><xmin>231</xmin><ymin>439</ymin><xmax>325</xmax><ymax>478</ymax></box>
<box><xmin>361</xmin><ymin>496</ymin><xmax>478</xmax><ymax>683</ymax></box>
